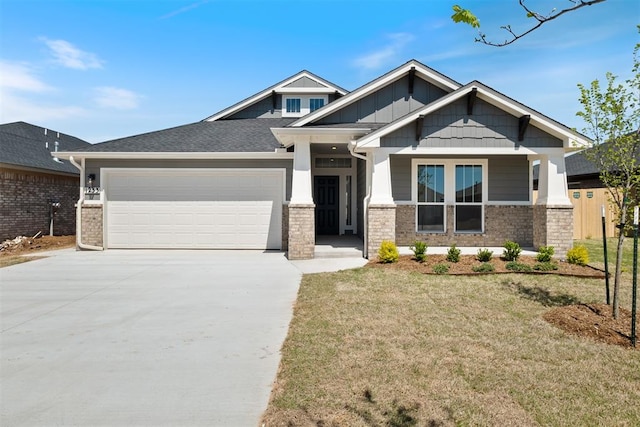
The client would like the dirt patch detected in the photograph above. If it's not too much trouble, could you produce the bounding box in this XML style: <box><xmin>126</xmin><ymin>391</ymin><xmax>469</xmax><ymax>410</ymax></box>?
<box><xmin>544</xmin><ymin>304</ymin><xmax>638</xmax><ymax>349</ymax></box>
<box><xmin>0</xmin><ymin>235</ymin><xmax>75</xmax><ymax>256</ymax></box>
<box><xmin>367</xmin><ymin>254</ymin><xmax>605</xmax><ymax>278</ymax></box>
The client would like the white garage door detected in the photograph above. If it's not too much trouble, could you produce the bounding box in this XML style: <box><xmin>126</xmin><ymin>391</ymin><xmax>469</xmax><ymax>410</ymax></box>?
<box><xmin>105</xmin><ymin>169</ymin><xmax>284</xmax><ymax>249</ymax></box>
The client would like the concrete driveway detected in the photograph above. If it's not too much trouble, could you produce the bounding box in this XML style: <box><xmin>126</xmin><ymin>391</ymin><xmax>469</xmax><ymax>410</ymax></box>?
<box><xmin>1</xmin><ymin>249</ymin><xmax>302</xmax><ymax>426</ymax></box>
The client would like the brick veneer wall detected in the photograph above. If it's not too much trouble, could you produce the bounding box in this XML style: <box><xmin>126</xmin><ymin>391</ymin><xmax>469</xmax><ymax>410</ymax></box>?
<box><xmin>80</xmin><ymin>205</ymin><xmax>103</xmax><ymax>247</ymax></box>
<box><xmin>287</xmin><ymin>204</ymin><xmax>315</xmax><ymax>260</ymax></box>
<box><xmin>367</xmin><ymin>204</ymin><xmax>396</xmax><ymax>258</ymax></box>
<box><xmin>395</xmin><ymin>204</ymin><xmax>534</xmax><ymax>247</ymax></box>
<box><xmin>533</xmin><ymin>204</ymin><xmax>573</xmax><ymax>258</ymax></box>
<box><xmin>0</xmin><ymin>168</ymin><xmax>79</xmax><ymax>240</ymax></box>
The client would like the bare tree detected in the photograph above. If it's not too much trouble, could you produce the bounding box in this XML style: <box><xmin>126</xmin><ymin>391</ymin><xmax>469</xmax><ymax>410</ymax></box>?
<box><xmin>452</xmin><ymin>0</ymin><xmax>607</xmax><ymax>47</ymax></box>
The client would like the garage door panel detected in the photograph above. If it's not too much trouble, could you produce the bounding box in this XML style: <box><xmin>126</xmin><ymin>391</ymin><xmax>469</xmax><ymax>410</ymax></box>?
<box><xmin>106</xmin><ymin>170</ymin><xmax>283</xmax><ymax>249</ymax></box>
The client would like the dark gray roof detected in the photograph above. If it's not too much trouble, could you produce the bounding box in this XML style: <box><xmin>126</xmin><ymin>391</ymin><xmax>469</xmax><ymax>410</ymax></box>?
<box><xmin>0</xmin><ymin>122</ymin><xmax>90</xmax><ymax>174</ymax></box>
<box><xmin>533</xmin><ymin>141</ymin><xmax>640</xmax><ymax>181</ymax></box>
<box><xmin>304</xmin><ymin>122</ymin><xmax>387</xmax><ymax>130</ymax></box>
<box><xmin>79</xmin><ymin>118</ymin><xmax>295</xmax><ymax>152</ymax></box>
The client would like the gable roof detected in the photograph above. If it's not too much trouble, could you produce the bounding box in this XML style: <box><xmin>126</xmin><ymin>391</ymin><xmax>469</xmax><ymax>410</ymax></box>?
<box><xmin>0</xmin><ymin>122</ymin><xmax>90</xmax><ymax>174</ymax></box>
<box><xmin>75</xmin><ymin>118</ymin><xmax>295</xmax><ymax>153</ymax></box>
<box><xmin>290</xmin><ymin>59</ymin><xmax>462</xmax><ymax>128</ymax></box>
<box><xmin>203</xmin><ymin>70</ymin><xmax>348</xmax><ymax>122</ymax></box>
<box><xmin>354</xmin><ymin>80</ymin><xmax>591</xmax><ymax>149</ymax></box>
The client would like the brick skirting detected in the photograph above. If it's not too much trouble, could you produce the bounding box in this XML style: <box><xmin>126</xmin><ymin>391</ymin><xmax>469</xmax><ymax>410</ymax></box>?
<box><xmin>533</xmin><ymin>204</ymin><xmax>573</xmax><ymax>258</ymax></box>
<box><xmin>80</xmin><ymin>205</ymin><xmax>103</xmax><ymax>248</ymax></box>
<box><xmin>367</xmin><ymin>204</ymin><xmax>396</xmax><ymax>258</ymax></box>
<box><xmin>395</xmin><ymin>204</ymin><xmax>534</xmax><ymax>248</ymax></box>
<box><xmin>287</xmin><ymin>204</ymin><xmax>315</xmax><ymax>260</ymax></box>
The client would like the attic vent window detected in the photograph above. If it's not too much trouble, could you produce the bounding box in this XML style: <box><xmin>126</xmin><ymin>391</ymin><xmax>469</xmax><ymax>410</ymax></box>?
<box><xmin>310</xmin><ymin>98</ymin><xmax>325</xmax><ymax>112</ymax></box>
<box><xmin>282</xmin><ymin>95</ymin><xmax>328</xmax><ymax>117</ymax></box>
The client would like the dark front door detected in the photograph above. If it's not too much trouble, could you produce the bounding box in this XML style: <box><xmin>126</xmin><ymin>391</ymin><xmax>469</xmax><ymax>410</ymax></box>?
<box><xmin>314</xmin><ymin>175</ymin><xmax>339</xmax><ymax>235</ymax></box>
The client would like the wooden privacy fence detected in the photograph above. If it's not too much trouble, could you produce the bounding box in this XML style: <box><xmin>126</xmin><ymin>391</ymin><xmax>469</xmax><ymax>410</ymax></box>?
<box><xmin>533</xmin><ymin>188</ymin><xmax>617</xmax><ymax>240</ymax></box>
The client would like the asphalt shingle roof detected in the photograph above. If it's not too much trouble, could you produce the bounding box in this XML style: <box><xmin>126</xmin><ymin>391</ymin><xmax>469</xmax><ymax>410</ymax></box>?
<box><xmin>79</xmin><ymin>118</ymin><xmax>296</xmax><ymax>153</ymax></box>
<box><xmin>0</xmin><ymin>122</ymin><xmax>91</xmax><ymax>174</ymax></box>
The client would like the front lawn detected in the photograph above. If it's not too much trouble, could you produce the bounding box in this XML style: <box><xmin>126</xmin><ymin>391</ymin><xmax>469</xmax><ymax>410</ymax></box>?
<box><xmin>262</xmin><ymin>269</ymin><xmax>639</xmax><ymax>426</ymax></box>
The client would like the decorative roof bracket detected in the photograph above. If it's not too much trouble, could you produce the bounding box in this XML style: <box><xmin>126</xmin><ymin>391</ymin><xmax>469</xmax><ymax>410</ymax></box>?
<box><xmin>518</xmin><ymin>115</ymin><xmax>531</xmax><ymax>141</ymax></box>
<box><xmin>408</xmin><ymin>66</ymin><xmax>416</xmax><ymax>95</ymax></box>
<box><xmin>415</xmin><ymin>115</ymin><xmax>425</xmax><ymax>142</ymax></box>
<box><xmin>467</xmin><ymin>88</ymin><xmax>477</xmax><ymax>115</ymax></box>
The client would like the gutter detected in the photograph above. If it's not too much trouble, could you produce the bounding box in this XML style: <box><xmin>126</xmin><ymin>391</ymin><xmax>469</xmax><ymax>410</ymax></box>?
<box><xmin>348</xmin><ymin>140</ymin><xmax>371</xmax><ymax>258</ymax></box>
<box><xmin>69</xmin><ymin>156</ymin><xmax>104</xmax><ymax>251</ymax></box>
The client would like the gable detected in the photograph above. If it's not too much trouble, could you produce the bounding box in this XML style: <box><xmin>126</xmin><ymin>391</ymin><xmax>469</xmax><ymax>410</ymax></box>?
<box><xmin>381</xmin><ymin>97</ymin><xmax>562</xmax><ymax>148</ymax></box>
<box><xmin>315</xmin><ymin>75</ymin><xmax>448</xmax><ymax>125</ymax></box>
<box><xmin>284</xmin><ymin>76</ymin><xmax>328</xmax><ymax>88</ymax></box>
<box><xmin>226</xmin><ymin>93</ymin><xmax>340</xmax><ymax>120</ymax></box>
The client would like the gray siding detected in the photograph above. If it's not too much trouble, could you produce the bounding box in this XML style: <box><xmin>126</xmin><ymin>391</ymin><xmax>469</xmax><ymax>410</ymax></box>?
<box><xmin>382</xmin><ymin>98</ymin><xmax>563</xmax><ymax>148</ymax></box>
<box><xmin>86</xmin><ymin>159</ymin><xmax>293</xmax><ymax>200</ymax></box>
<box><xmin>390</xmin><ymin>155</ymin><xmax>529</xmax><ymax>202</ymax></box>
<box><xmin>284</xmin><ymin>76</ymin><xmax>326</xmax><ymax>88</ymax></box>
<box><xmin>317</xmin><ymin>76</ymin><xmax>448</xmax><ymax>124</ymax></box>
<box><xmin>227</xmin><ymin>96</ymin><xmax>282</xmax><ymax>119</ymax></box>
<box><xmin>488</xmin><ymin>156</ymin><xmax>529</xmax><ymax>201</ymax></box>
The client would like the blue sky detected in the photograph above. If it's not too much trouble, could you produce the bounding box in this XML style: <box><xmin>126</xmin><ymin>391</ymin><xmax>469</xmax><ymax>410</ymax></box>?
<box><xmin>1</xmin><ymin>0</ymin><xmax>638</xmax><ymax>143</ymax></box>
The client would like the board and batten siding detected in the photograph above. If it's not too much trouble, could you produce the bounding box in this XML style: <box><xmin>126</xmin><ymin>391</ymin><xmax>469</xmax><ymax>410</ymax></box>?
<box><xmin>382</xmin><ymin>98</ymin><xmax>563</xmax><ymax>148</ymax></box>
<box><xmin>390</xmin><ymin>155</ymin><xmax>529</xmax><ymax>202</ymax></box>
<box><xmin>85</xmin><ymin>159</ymin><xmax>294</xmax><ymax>200</ymax></box>
<box><xmin>317</xmin><ymin>76</ymin><xmax>448</xmax><ymax>125</ymax></box>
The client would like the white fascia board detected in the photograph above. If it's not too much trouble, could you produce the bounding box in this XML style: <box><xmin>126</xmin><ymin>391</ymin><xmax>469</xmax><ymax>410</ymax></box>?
<box><xmin>369</xmin><ymin>146</ymin><xmax>568</xmax><ymax>156</ymax></box>
<box><xmin>53</xmin><ymin>151</ymin><xmax>294</xmax><ymax>160</ymax></box>
<box><xmin>276</xmin><ymin>87</ymin><xmax>339</xmax><ymax>94</ymax></box>
<box><xmin>290</xmin><ymin>61</ymin><xmax>461</xmax><ymax>128</ymax></box>
<box><xmin>204</xmin><ymin>71</ymin><xmax>347</xmax><ymax>122</ymax></box>
<box><xmin>271</xmin><ymin>127</ymin><xmax>372</xmax><ymax>147</ymax></box>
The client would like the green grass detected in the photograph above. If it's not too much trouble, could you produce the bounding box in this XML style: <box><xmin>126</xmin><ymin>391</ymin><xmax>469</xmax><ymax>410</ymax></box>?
<box><xmin>0</xmin><ymin>255</ymin><xmax>45</xmax><ymax>268</ymax></box>
<box><xmin>576</xmin><ymin>237</ymin><xmax>637</xmax><ymax>273</ymax></box>
<box><xmin>263</xmin><ymin>268</ymin><xmax>640</xmax><ymax>426</ymax></box>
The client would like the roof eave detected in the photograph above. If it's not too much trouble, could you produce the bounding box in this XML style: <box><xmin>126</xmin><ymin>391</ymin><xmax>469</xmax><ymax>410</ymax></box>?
<box><xmin>54</xmin><ymin>151</ymin><xmax>294</xmax><ymax>160</ymax></box>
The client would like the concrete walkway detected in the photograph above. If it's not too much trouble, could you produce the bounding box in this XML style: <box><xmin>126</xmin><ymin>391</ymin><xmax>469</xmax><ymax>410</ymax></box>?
<box><xmin>1</xmin><ymin>249</ymin><xmax>301</xmax><ymax>426</ymax></box>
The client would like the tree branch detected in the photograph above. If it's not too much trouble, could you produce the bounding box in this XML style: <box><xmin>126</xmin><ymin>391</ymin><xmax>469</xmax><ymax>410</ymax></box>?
<box><xmin>476</xmin><ymin>0</ymin><xmax>607</xmax><ymax>47</ymax></box>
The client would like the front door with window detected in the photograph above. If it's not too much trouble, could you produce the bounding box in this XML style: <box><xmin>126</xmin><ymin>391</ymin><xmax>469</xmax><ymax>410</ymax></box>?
<box><xmin>314</xmin><ymin>175</ymin><xmax>339</xmax><ymax>235</ymax></box>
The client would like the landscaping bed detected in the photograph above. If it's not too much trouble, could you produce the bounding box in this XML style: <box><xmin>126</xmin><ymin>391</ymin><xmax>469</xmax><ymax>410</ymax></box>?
<box><xmin>367</xmin><ymin>254</ymin><xmax>606</xmax><ymax>277</ymax></box>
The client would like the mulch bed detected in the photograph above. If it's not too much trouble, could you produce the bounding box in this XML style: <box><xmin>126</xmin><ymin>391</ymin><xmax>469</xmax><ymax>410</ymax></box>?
<box><xmin>367</xmin><ymin>254</ymin><xmax>606</xmax><ymax>278</ymax></box>
<box><xmin>544</xmin><ymin>304</ymin><xmax>638</xmax><ymax>349</ymax></box>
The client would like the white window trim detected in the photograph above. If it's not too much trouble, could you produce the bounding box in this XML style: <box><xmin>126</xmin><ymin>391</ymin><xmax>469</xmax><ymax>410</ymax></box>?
<box><xmin>282</xmin><ymin>95</ymin><xmax>328</xmax><ymax>117</ymax></box>
<box><xmin>411</xmin><ymin>159</ymin><xmax>488</xmax><ymax>234</ymax></box>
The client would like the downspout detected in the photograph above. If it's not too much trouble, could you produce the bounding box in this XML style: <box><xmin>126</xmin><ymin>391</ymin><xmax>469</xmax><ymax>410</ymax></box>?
<box><xmin>348</xmin><ymin>140</ymin><xmax>371</xmax><ymax>258</ymax></box>
<box><xmin>69</xmin><ymin>156</ymin><xmax>104</xmax><ymax>251</ymax></box>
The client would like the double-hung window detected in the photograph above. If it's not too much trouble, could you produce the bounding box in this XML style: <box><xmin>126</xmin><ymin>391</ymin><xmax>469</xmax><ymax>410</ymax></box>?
<box><xmin>413</xmin><ymin>160</ymin><xmax>486</xmax><ymax>234</ymax></box>
<box><xmin>417</xmin><ymin>164</ymin><xmax>445</xmax><ymax>232</ymax></box>
<box><xmin>455</xmin><ymin>165</ymin><xmax>483</xmax><ymax>232</ymax></box>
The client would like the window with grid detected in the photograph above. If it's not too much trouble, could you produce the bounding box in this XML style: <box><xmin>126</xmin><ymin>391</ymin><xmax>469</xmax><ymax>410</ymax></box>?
<box><xmin>416</xmin><ymin>164</ymin><xmax>445</xmax><ymax>232</ymax></box>
<box><xmin>309</xmin><ymin>98</ymin><xmax>325</xmax><ymax>111</ymax></box>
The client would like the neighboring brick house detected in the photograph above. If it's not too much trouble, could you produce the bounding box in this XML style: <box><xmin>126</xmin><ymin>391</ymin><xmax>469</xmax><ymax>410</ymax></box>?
<box><xmin>0</xmin><ymin>122</ymin><xmax>91</xmax><ymax>240</ymax></box>
<box><xmin>56</xmin><ymin>60</ymin><xmax>590</xmax><ymax>258</ymax></box>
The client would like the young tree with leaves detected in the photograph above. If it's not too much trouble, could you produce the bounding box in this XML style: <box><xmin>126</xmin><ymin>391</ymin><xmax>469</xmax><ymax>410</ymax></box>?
<box><xmin>576</xmin><ymin>31</ymin><xmax>640</xmax><ymax>319</ymax></box>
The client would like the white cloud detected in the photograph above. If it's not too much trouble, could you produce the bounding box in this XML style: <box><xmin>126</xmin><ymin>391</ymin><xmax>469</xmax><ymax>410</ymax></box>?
<box><xmin>0</xmin><ymin>61</ymin><xmax>52</xmax><ymax>92</ymax></box>
<box><xmin>41</xmin><ymin>38</ymin><xmax>103</xmax><ymax>70</ymax></box>
<box><xmin>0</xmin><ymin>91</ymin><xmax>85</xmax><ymax>123</ymax></box>
<box><xmin>94</xmin><ymin>86</ymin><xmax>142</xmax><ymax>110</ymax></box>
<box><xmin>353</xmin><ymin>33</ymin><xmax>415</xmax><ymax>70</ymax></box>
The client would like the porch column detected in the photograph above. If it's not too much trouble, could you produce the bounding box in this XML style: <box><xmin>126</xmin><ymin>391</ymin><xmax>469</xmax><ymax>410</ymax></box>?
<box><xmin>288</xmin><ymin>140</ymin><xmax>315</xmax><ymax>260</ymax></box>
<box><xmin>367</xmin><ymin>148</ymin><xmax>396</xmax><ymax>259</ymax></box>
<box><xmin>534</xmin><ymin>152</ymin><xmax>573</xmax><ymax>258</ymax></box>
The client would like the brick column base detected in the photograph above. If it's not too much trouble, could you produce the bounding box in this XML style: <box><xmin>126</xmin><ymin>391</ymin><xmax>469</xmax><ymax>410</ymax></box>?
<box><xmin>533</xmin><ymin>204</ymin><xmax>573</xmax><ymax>258</ymax></box>
<box><xmin>287</xmin><ymin>204</ymin><xmax>315</xmax><ymax>260</ymax></box>
<box><xmin>80</xmin><ymin>205</ymin><xmax>103</xmax><ymax>248</ymax></box>
<box><xmin>367</xmin><ymin>204</ymin><xmax>396</xmax><ymax>259</ymax></box>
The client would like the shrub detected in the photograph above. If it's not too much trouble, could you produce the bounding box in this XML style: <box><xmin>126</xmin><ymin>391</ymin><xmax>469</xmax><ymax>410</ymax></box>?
<box><xmin>533</xmin><ymin>262</ymin><xmax>559</xmax><ymax>271</ymax></box>
<box><xmin>506</xmin><ymin>261</ymin><xmax>532</xmax><ymax>272</ymax></box>
<box><xmin>472</xmin><ymin>262</ymin><xmax>495</xmax><ymax>273</ymax></box>
<box><xmin>410</xmin><ymin>240</ymin><xmax>427</xmax><ymax>262</ymax></box>
<box><xmin>446</xmin><ymin>244</ymin><xmax>461</xmax><ymax>263</ymax></box>
<box><xmin>536</xmin><ymin>246</ymin><xmax>555</xmax><ymax>262</ymax></box>
<box><xmin>433</xmin><ymin>263</ymin><xmax>449</xmax><ymax>274</ymax></box>
<box><xmin>476</xmin><ymin>248</ymin><xmax>493</xmax><ymax>262</ymax></box>
<box><xmin>503</xmin><ymin>241</ymin><xmax>522</xmax><ymax>261</ymax></box>
<box><xmin>566</xmin><ymin>245</ymin><xmax>589</xmax><ymax>266</ymax></box>
<box><xmin>378</xmin><ymin>240</ymin><xmax>399</xmax><ymax>263</ymax></box>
